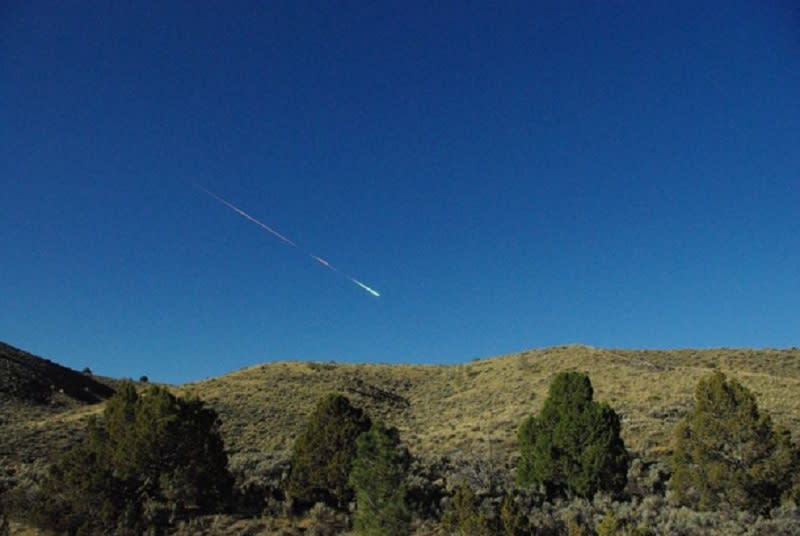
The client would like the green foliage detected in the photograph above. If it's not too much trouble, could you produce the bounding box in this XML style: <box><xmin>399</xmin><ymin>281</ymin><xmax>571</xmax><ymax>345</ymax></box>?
<box><xmin>594</xmin><ymin>510</ymin><xmax>649</xmax><ymax>536</ymax></box>
<box><xmin>307</xmin><ymin>502</ymin><xmax>348</xmax><ymax>536</ymax></box>
<box><xmin>670</xmin><ymin>370</ymin><xmax>799</xmax><ymax>514</ymax></box>
<box><xmin>517</xmin><ymin>372</ymin><xmax>629</xmax><ymax>498</ymax></box>
<box><xmin>29</xmin><ymin>382</ymin><xmax>232</xmax><ymax>534</ymax></box>
<box><xmin>348</xmin><ymin>422</ymin><xmax>410</xmax><ymax>536</ymax></box>
<box><xmin>595</xmin><ymin>511</ymin><xmax>619</xmax><ymax>536</ymax></box>
<box><xmin>287</xmin><ymin>394</ymin><xmax>371</xmax><ymax>510</ymax></box>
<box><xmin>565</xmin><ymin>514</ymin><xmax>591</xmax><ymax>536</ymax></box>
<box><xmin>498</xmin><ymin>492</ymin><xmax>527</xmax><ymax>536</ymax></box>
<box><xmin>441</xmin><ymin>483</ymin><xmax>492</xmax><ymax>536</ymax></box>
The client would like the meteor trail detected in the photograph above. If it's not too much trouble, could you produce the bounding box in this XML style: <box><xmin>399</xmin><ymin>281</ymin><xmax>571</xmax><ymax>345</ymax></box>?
<box><xmin>311</xmin><ymin>255</ymin><xmax>331</xmax><ymax>267</ymax></box>
<box><xmin>351</xmin><ymin>279</ymin><xmax>381</xmax><ymax>298</ymax></box>
<box><xmin>196</xmin><ymin>185</ymin><xmax>297</xmax><ymax>247</ymax></box>
<box><xmin>196</xmin><ymin>185</ymin><xmax>381</xmax><ymax>298</ymax></box>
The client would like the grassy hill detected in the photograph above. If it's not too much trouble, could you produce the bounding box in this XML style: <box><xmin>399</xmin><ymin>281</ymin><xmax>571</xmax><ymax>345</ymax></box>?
<box><xmin>3</xmin><ymin>343</ymin><xmax>800</xmax><ymax>473</ymax></box>
<box><xmin>3</xmin><ymin>342</ymin><xmax>800</xmax><ymax>534</ymax></box>
<box><xmin>0</xmin><ymin>342</ymin><xmax>115</xmax><ymax>464</ymax></box>
<box><xmin>183</xmin><ymin>345</ymin><xmax>800</xmax><ymax>474</ymax></box>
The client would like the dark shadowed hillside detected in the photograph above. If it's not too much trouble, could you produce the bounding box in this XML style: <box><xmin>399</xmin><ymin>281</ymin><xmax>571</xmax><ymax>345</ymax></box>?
<box><xmin>0</xmin><ymin>341</ymin><xmax>114</xmax><ymax>405</ymax></box>
<box><xmin>0</xmin><ymin>342</ymin><xmax>115</xmax><ymax>464</ymax></box>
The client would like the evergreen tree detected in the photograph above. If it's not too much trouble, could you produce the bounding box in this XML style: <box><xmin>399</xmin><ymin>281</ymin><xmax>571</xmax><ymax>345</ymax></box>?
<box><xmin>349</xmin><ymin>422</ymin><xmax>410</xmax><ymax>536</ymax></box>
<box><xmin>287</xmin><ymin>394</ymin><xmax>371</xmax><ymax>509</ymax></box>
<box><xmin>670</xmin><ymin>370</ymin><xmax>798</xmax><ymax>513</ymax></box>
<box><xmin>30</xmin><ymin>382</ymin><xmax>232</xmax><ymax>534</ymax></box>
<box><xmin>517</xmin><ymin>371</ymin><xmax>629</xmax><ymax>498</ymax></box>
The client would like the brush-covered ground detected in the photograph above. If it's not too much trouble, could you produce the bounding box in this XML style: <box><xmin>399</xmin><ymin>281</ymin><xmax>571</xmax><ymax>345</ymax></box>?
<box><xmin>3</xmin><ymin>344</ymin><xmax>800</xmax><ymax>534</ymax></box>
<box><xmin>185</xmin><ymin>345</ymin><xmax>800</xmax><ymax>467</ymax></box>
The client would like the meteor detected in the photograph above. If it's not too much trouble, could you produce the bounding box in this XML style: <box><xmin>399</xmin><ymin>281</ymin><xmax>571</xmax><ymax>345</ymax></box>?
<box><xmin>311</xmin><ymin>255</ymin><xmax>331</xmax><ymax>268</ymax></box>
<box><xmin>312</xmin><ymin>255</ymin><xmax>380</xmax><ymax>297</ymax></box>
<box><xmin>196</xmin><ymin>185</ymin><xmax>297</xmax><ymax>247</ymax></box>
<box><xmin>350</xmin><ymin>279</ymin><xmax>381</xmax><ymax>298</ymax></box>
<box><xmin>196</xmin><ymin>184</ymin><xmax>381</xmax><ymax>298</ymax></box>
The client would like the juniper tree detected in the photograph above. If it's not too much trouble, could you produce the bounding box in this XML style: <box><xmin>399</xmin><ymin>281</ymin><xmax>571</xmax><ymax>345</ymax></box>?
<box><xmin>29</xmin><ymin>383</ymin><xmax>232</xmax><ymax>534</ymax></box>
<box><xmin>670</xmin><ymin>371</ymin><xmax>798</xmax><ymax>514</ymax></box>
<box><xmin>287</xmin><ymin>394</ymin><xmax>371</xmax><ymax>509</ymax></box>
<box><xmin>517</xmin><ymin>371</ymin><xmax>629</xmax><ymax>498</ymax></box>
<box><xmin>348</xmin><ymin>422</ymin><xmax>410</xmax><ymax>536</ymax></box>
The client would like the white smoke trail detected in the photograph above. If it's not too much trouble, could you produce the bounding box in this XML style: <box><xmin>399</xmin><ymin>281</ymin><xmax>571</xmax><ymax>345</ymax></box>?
<box><xmin>196</xmin><ymin>184</ymin><xmax>381</xmax><ymax>298</ymax></box>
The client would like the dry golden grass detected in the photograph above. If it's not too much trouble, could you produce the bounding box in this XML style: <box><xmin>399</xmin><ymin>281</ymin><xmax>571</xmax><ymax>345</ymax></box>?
<box><xmin>179</xmin><ymin>345</ymin><xmax>800</xmax><ymax>468</ymax></box>
<box><xmin>5</xmin><ymin>346</ymin><xmax>800</xmax><ymax>472</ymax></box>
<box><xmin>5</xmin><ymin>345</ymin><xmax>800</xmax><ymax>536</ymax></box>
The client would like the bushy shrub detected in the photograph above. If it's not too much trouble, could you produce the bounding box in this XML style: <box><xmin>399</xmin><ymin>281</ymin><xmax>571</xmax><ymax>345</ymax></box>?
<box><xmin>625</xmin><ymin>457</ymin><xmax>670</xmax><ymax>498</ymax></box>
<box><xmin>441</xmin><ymin>483</ymin><xmax>492</xmax><ymax>536</ymax></box>
<box><xmin>286</xmin><ymin>394</ymin><xmax>371</xmax><ymax>510</ymax></box>
<box><xmin>227</xmin><ymin>453</ymin><xmax>290</xmax><ymax>517</ymax></box>
<box><xmin>307</xmin><ymin>502</ymin><xmax>346</xmax><ymax>536</ymax></box>
<box><xmin>595</xmin><ymin>509</ymin><xmax>650</xmax><ymax>536</ymax></box>
<box><xmin>27</xmin><ymin>382</ymin><xmax>232</xmax><ymax>534</ymax></box>
<box><xmin>670</xmin><ymin>371</ymin><xmax>798</xmax><ymax>514</ymax></box>
<box><xmin>349</xmin><ymin>422</ymin><xmax>410</xmax><ymax>536</ymax></box>
<box><xmin>517</xmin><ymin>372</ymin><xmax>629</xmax><ymax>498</ymax></box>
<box><xmin>498</xmin><ymin>492</ymin><xmax>527</xmax><ymax>536</ymax></box>
<box><xmin>525</xmin><ymin>498</ymin><xmax>566</xmax><ymax>536</ymax></box>
<box><xmin>437</xmin><ymin>487</ymin><xmax>800</xmax><ymax>536</ymax></box>
<box><xmin>404</xmin><ymin>457</ymin><xmax>448</xmax><ymax>519</ymax></box>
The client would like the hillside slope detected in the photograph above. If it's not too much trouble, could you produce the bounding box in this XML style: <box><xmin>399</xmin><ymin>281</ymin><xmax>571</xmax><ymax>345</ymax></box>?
<box><xmin>184</xmin><ymin>345</ymin><xmax>800</xmax><ymax>472</ymax></box>
<box><xmin>0</xmin><ymin>341</ymin><xmax>114</xmax><ymax>463</ymax></box>
<box><xmin>4</xmin><ymin>344</ymin><xmax>800</xmax><ymax>536</ymax></box>
<box><xmin>0</xmin><ymin>341</ymin><xmax>114</xmax><ymax>405</ymax></box>
<box><xmin>3</xmin><ymin>344</ymin><xmax>799</xmax><ymax>475</ymax></box>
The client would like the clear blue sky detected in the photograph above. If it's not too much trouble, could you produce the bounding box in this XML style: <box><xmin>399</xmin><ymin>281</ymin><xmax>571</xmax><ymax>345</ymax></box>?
<box><xmin>2</xmin><ymin>2</ymin><xmax>798</xmax><ymax>383</ymax></box>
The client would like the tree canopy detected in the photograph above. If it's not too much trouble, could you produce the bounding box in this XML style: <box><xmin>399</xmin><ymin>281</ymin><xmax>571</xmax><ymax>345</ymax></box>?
<box><xmin>30</xmin><ymin>382</ymin><xmax>232</xmax><ymax>534</ymax></box>
<box><xmin>517</xmin><ymin>371</ymin><xmax>629</xmax><ymax>498</ymax></box>
<box><xmin>287</xmin><ymin>394</ymin><xmax>372</xmax><ymax>509</ymax></box>
<box><xmin>670</xmin><ymin>371</ymin><xmax>798</xmax><ymax>514</ymax></box>
<box><xmin>349</xmin><ymin>421</ymin><xmax>410</xmax><ymax>536</ymax></box>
